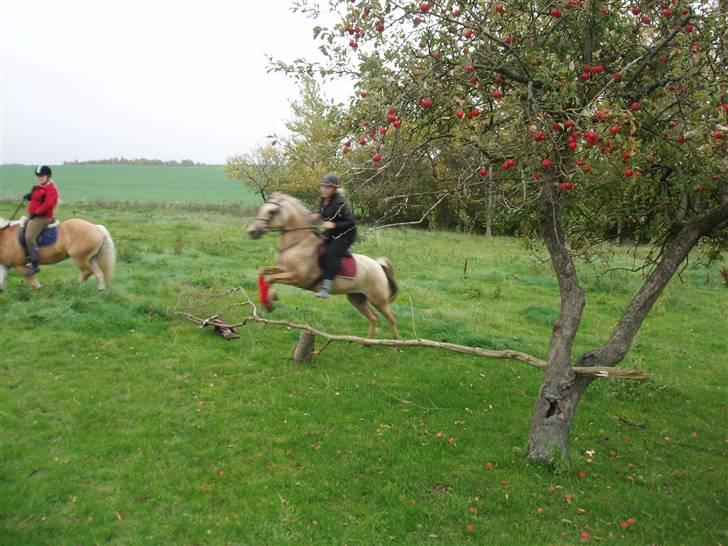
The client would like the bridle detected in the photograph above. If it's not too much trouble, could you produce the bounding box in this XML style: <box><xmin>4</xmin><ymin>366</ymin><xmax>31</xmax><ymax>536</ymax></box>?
<box><xmin>255</xmin><ymin>199</ymin><xmax>319</xmax><ymax>235</ymax></box>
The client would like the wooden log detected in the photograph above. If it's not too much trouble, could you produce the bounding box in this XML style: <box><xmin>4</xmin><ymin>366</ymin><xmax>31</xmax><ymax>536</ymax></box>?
<box><xmin>293</xmin><ymin>332</ymin><xmax>316</xmax><ymax>363</ymax></box>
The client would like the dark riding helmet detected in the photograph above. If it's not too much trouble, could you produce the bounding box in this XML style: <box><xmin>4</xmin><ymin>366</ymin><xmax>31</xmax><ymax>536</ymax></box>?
<box><xmin>320</xmin><ymin>173</ymin><xmax>340</xmax><ymax>188</ymax></box>
<box><xmin>35</xmin><ymin>165</ymin><xmax>52</xmax><ymax>177</ymax></box>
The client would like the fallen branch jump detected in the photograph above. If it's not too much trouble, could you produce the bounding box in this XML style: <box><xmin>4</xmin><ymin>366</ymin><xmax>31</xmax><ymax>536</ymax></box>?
<box><xmin>177</xmin><ymin>288</ymin><xmax>648</xmax><ymax>380</ymax></box>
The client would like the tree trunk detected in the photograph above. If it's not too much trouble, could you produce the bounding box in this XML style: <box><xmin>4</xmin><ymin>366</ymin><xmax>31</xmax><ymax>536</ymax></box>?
<box><xmin>485</xmin><ymin>170</ymin><xmax>494</xmax><ymax>238</ymax></box>
<box><xmin>527</xmin><ymin>185</ymin><xmax>728</xmax><ymax>462</ymax></box>
<box><xmin>527</xmin><ymin>178</ymin><xmax>585</xmax><ymax>462</ymax></box>
<box><xmin>293</xmin><ymin>332</ymin><xmax>316</xmax><ymax>362</ymax></box>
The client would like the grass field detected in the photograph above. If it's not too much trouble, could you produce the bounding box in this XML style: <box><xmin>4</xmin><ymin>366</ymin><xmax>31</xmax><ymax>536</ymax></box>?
<box><xmin>0</xmin><ymin>195</ymin><xmax>726</xmax><ymax>545</ymax></box>
<box><xmin>0</xmin><ymin>164</ymin><xmax>259</xmax><ymax>206</ymax></box>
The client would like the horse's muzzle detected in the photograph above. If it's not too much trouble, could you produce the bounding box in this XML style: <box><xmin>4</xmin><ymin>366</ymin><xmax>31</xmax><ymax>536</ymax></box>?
<box><xmin>248</xmin><ymin>227</ymin><xmax>263</xmax><ymax>240</ymax></box>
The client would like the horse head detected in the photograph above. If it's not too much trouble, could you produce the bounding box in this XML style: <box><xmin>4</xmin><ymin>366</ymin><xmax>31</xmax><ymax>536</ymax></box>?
<box><xmin>247</xmin><ymin>192</ymin><xmax>311</xmax><ymax>239</ymax></box>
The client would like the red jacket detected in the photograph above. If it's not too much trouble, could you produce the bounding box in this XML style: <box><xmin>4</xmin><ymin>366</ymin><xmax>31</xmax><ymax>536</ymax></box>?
<box><xmin>28</xmin><ymin>182</ymin><xmax>59</xmax><ymax>218</ymax></box>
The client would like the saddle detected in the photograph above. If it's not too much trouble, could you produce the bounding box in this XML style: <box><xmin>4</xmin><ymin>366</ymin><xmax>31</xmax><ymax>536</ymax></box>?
<box><xmin>317</xmin><ymin>243</ymin><xmax>356</xmax><ymax>278</ymax></box>
<box><xmin>17</xmin><ymin>217</ymin><xmax>60</xmax><ymax>249</ymax></box>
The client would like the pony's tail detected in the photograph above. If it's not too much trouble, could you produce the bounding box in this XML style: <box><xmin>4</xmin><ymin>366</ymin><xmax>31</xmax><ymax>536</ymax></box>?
<box><xmin>376</xmin><ymin>257</ymin><xmax>398</xmax><ymax>302</ymax></box>
<box><xmin>95</xmin><ymin>225</ymin><xmax>116</xmax><ymax>284</ymax></box>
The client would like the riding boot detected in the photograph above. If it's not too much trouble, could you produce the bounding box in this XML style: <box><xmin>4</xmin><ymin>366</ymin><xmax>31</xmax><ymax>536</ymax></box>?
<box><xmin>316</xmin><ymin>279</ymin><xmax>333</xmax><ymax>299</ymax></box>
<box><xmin>24</xmin><ymin>244</ymin><xmax>41</xmax><ymax>277</ymax></box>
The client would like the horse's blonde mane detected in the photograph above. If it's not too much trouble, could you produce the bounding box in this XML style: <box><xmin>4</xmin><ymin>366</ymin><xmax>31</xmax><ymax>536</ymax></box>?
<box><xmin>269</xmin><ymin>192</ymin><xmax>313</xmax><ymax>217</ymax></box>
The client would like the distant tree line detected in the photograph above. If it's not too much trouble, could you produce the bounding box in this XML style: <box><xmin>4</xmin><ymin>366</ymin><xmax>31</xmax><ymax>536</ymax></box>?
<box><xmin>64</xmin><ymin>158</ymin><xmax>206</xmax><ymax>166</ymax></box>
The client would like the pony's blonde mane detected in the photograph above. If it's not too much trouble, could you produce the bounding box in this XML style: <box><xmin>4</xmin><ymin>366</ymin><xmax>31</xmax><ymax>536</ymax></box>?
<box><xmin>269</xmin><ymin>192</ymin><xmax>313</xmax><ymax>218</ymax></box>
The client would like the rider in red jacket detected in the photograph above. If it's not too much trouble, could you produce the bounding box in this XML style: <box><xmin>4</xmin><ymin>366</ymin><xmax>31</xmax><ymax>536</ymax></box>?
<box><xmin>21</xmin><ymin>165</ymin><xmax>59</xmax><ymax>275</ymax></box>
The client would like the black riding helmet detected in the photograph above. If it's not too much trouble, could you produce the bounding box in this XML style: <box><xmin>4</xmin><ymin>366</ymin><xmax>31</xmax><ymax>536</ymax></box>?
<box><xmin>35</xmin><ymin>165</ymin><xmax>52</xmax><ymax>177</ymax></box>
<box><xmin>320</xmin><ymin>173</ymin><xmax>340</xmax><ymax>188</ymax></box>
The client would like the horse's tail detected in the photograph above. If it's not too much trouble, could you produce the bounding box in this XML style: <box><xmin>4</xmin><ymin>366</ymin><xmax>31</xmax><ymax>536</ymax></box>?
<box><xmin>94</xmin><ymin>225</ymin><xmax>116</xmax><ymax>284</ymax></box>
<box><xmin>376</xmin><ymin>257</ymin><xmax>398</xmax><ymax>302</ymax></box>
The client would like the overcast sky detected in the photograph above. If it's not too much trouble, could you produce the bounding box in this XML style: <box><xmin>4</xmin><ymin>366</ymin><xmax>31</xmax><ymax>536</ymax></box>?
<box><xmin>1</xmin><ymin>0</ymin><xmax>349</xmax><ymax>165</ymax></box>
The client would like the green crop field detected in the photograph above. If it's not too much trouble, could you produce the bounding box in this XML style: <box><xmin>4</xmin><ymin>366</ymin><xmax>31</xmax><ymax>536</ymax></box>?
<box><xmin>0</xmin><ymin>194</ymin><xmax>726</xmax><ymax>544</ymax></box>
<box><xmin>0</xmin><ymin>164</ymin><xmax>260</xmax><ymax>206</ymax></box>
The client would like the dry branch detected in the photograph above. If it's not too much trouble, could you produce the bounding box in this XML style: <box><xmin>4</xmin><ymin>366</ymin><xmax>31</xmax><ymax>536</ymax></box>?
<box><xmin>176</xmin><ymin>290</ymin><xmax>648</xmax><ymax>380</ymax></box>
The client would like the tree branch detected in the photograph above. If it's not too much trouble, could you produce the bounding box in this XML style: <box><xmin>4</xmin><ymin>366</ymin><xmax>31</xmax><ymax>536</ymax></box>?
<box><xmin>176</xmin><ymin>290</ymin><xmax>646</xmax><ymax>380</ymax></box>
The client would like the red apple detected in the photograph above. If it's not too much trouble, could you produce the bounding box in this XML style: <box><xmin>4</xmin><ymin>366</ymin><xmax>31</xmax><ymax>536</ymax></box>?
<box><xmin>360</xmin><ymin>90</ymin><xmax>368</xmax><ymax>98</ymax></box>
<box><xmin>565</xmin><ymin>119</ymin><xmax>576</xmax><ymax>128</ymax></box>
<box><xmin>496</xmin><ymin>5</ymin><xmax>505</xmax><ymax>14</ymax></box>
<box><xmin>610</xmin><ymin>125</ymin><xmax>619</xmax><ymax>135</ymax></box>
<box><xmin>469</xmin><ymin>108</ymin><xmax>481</xmax><ymax>117</ymax></box>
<box><xmin>479</xmin><ymin>168</ymin><xmax>489</xmax><ymax>176</ymax></box>
<box><xmin>373</xmin><ymin>153</ymin><xmax>382</xmax><ymax>162</ymax></box>
<box><xmin>624</xmin><ymin>168</ymin><xmax>634</xmax><ymax>177</ymax></box>
<box><xmin>662</xmin><ymin>8</ymin><xmax>672</xmax><ymax>17</ymax></box>
<box><xmin>387</xmin><ymin>113</ymin><xmax>397</xmax><ymax>123</ymax></box>
<box><xmin>420</xmin><ymin>2</ymin><xmax>430</xmax><ymax>14</ymax></box>
<box><xmin>641</xmin><ymin>15</ymin><xmax>651</xmax><ymax>24</ymax></box>
<box><xmin>631</xmin><ymin>6</ymin><xmax>640</xmax><ymax>15</ymax></box>
<box><xmin>542</xmin><ymin>159</ymin><xmax>553</xmax><ymax>168</ymax></box>
<box><xmin>359</xmin><ymin>138</ymin><xmax>367</xmax><ymax>145</ymax></box>
<box><xmin>466</xmin><ymin>64</ymin><xmax>475</xmax><ymax>73</ymax></box>
<box><xmin>464</xmin><ymin>29</ymin><xmax>473</xmax><ymax>39</ymax></box>
<box><xmin>551</xmin><ymin>7</ymin><xmax>562</xmax><ymax>18</ymax></box>
<box><xmin>534</xmin><ymin>131</ymin><xmax>547</xmax><ymax>142</ymax></box>
<box><xmin>712</xmin><ymin>130</ymin><xmax>724</xmax><ymax>140</ymax></box>
<box><xmin>455</xmin><ymin>110</ymin><xmax>465</xmax><ymax>119</ymax></box>
<box><xmin>581</xmin><ymin>532</ymin><xmax>590</xmax><ymax>541</ymax></box>
<box><xmin>420</xmin><ymin>97</ymin><xmax>433</xmax><ymax>109</ymax></box>
<box><xmin>393</xmin><ymin>120</ymin><xmax>401</xmax><ymax>128</ymax></box>
<box><xmin>685</xmin><ymin>23</ymin><xmax>694</xmax><ymax>32</ymax></box>
<box><xmin>485</xmin><ymin>461</ymin><xmax>494</xmax><ymax>469</ymax></box>
<box><xmin>492</xmin><ymin>89</ymin><xmax>503</xmax><ymax>99</ymax></box>
<box><xmin>630</xmin><ymin>101</ymin><xmax>640</xmax><ymax>110</ymax></box>
<box><xmin>375</xmin><ymin>21</ymin><xmax>385</xmax><ymax>32</ymax></box>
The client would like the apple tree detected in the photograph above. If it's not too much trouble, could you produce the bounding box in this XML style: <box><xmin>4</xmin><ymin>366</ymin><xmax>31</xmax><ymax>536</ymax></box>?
<box><xmin>276</xmin><ymin>0</ymin><xmax>728</xmax><ymax>461</ymax></box>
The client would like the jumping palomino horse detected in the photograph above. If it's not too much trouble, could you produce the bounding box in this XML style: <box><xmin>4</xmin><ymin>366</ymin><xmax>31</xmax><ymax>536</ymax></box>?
<box><xmin>248</xmin><ymin>192</ymin><xmax>400</xmax><ymax>339</ymax></box>
<box><xmin>0</xmin><ymin>217</ymin><xmax>116</xmax><ymax>291</ymax></box>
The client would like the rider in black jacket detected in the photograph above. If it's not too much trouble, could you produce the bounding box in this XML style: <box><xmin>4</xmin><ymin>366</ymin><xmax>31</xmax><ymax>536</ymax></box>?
<box><xmin>316</xmin><ymin>173</ymin><xmax>357</xmax><ymax>298</ymax></box>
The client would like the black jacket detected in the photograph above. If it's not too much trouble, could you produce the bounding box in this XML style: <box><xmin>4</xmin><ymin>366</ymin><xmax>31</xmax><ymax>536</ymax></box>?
<box><xmin>319</xmin><ymin>193</ymin><xmax>357</xmax><ymax>243</ymax></box>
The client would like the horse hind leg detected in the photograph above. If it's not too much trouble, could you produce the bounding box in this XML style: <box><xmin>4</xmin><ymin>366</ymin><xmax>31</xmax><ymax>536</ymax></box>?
<box><xmin>370</xmin><ymin>297</ymin><xmax>400</xmax><ymax>340</ymax></box>
<box><xmin>72</xmin><ymin>255</ymin><xmax>95</xmax><ymax>284</ymax></box>
<box><xmin>347</xmin><ymin>293</ymin><xmax>378</xmax><ymax>339</ymax></box>
<box><xmin>89</xmin><ymin>257</ymin><xmax>106</xmax><ymax>291</ymax></box>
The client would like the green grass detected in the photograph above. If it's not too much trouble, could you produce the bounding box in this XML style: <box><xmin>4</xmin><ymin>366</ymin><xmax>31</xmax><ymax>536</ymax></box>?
<box><xmin>0</xmin><ymin>164</ymin><xmax>259</xmax><ymax>206</ymax></box>
<box><xmin>0</xmin><ymin>200</ymin><xmax>726</xmax><ymax>545</ymax></box>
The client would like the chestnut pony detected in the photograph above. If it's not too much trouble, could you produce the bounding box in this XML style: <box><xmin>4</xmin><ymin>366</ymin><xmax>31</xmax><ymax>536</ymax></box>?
<box><xmin>248</xmin><ymin>192</ymin><xmax>400</xmax><ymax>339</ymax></box>
<box><xmin>0</xmin><ymin>217</ymin><xmax>116</xmax><ymax>291</ymax></box>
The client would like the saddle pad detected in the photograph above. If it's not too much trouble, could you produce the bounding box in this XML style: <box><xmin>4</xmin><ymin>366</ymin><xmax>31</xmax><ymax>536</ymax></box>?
<box><xmin>317</xmin><ymin>254</ymin><xmax>357</xmax><ymax>278</ymax></box>
<box><xmin>18</xmin><ymin>225</ymin><xmax>58</xmax><ymax>248</ymax></box>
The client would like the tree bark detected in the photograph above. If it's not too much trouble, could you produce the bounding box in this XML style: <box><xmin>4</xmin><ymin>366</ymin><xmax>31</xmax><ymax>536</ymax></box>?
<box><xmin>528</xmin><ymin>181</ymin><xmax>586</xmax><ymax>462</ymax></box>
<box><xmin>293</xmin><ymin>332</ymin><xmax>316</xmax><ymax>363</ymax></box>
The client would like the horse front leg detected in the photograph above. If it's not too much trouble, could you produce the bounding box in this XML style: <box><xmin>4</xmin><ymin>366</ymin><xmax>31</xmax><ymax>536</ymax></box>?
<box><xmin>265</xmin><ymin>271</ymin><xmax>304</xmax><ymax>286</ymax></box>
<box><xmin>15</xmin><ymin>265</ymin><xmax>41</xmax><ymax>289</ymax></box>
<box><xmin>0</xmin><ymin>264</ymin><xmax>9</xmax><ymax>291</ymax></box>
